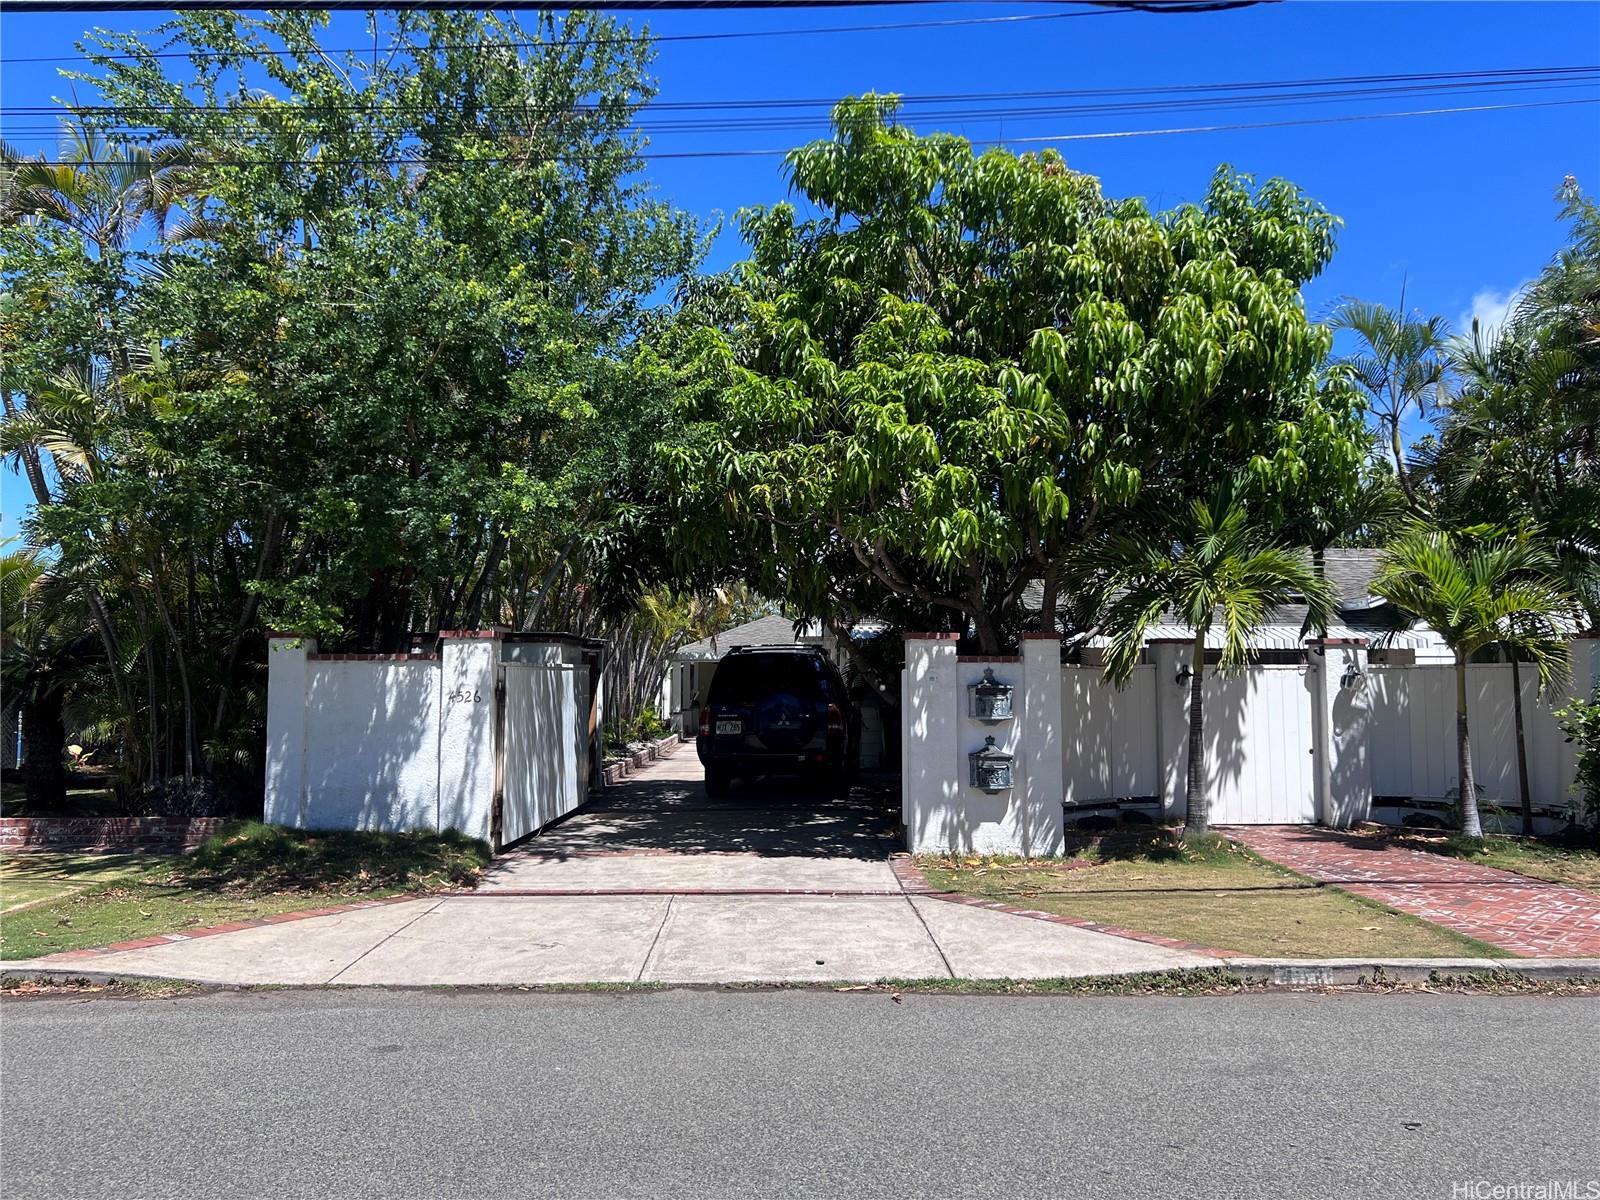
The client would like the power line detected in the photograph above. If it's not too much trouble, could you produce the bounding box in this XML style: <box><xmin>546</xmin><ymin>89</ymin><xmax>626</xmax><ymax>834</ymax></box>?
<box><xmin>0</xmin><ymin>0</ymin><xmax>1262</xmax><ymax>11</ymax></box>
<box><xmin>1</xmin><ymin>66</ymin><xmax>1592</xmax><ymax>146</ymax></box>
<box><xmin>4</xmin><ymin>77</ymin><xmax>1594</xmax><ymax>141</ymax></box>
<box><xmin>8</xmin><ymin>96</ymin><xmax>1593</xmax><ymax>165</ymax></box>
<box><xmin>4</xmin><ymin>64</ymin><xmax>1592</xmax><ymax>115</ymax></box>
<box><xmin>0</xmin><ymin>4</ymin><xmax>1128</xmax><ymax>62</ymax></box>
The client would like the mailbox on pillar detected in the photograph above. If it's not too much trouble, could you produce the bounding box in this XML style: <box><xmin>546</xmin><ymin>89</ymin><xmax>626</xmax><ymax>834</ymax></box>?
<box><xmin>968</xmin><ymin>736</ymin><xmax>1015</xmax><ymax>792</ymax></box>
<box><xmin>967</xmin><ymin>668</ymin><xmax>1015</xmax><ymax>722</ymax></box>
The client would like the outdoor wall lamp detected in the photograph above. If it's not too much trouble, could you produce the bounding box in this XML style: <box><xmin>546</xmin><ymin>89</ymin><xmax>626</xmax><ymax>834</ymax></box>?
<box><xmin>1174</xmin><ymin>665</ymin><xmax>1195</xmax><ymax>687</ymax></box>
<box><xmin>1340</xmin><ymin>663</ymin><xmax>1366</xmax><ymax>693</ymax></box>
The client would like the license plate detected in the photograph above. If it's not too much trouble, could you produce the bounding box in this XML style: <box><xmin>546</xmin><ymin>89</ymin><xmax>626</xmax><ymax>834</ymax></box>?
<box><xmin>716</xmin><ymin>719</ymin><xmax>742</xmax><ymax>735</ymax></box>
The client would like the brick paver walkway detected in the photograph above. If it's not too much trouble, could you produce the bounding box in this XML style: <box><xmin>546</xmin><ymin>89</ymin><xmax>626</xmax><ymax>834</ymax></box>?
<box><xmin>1225</xmin><ymin>826</ymin><xmax>1600</xmax><ymax>958</ymax></box>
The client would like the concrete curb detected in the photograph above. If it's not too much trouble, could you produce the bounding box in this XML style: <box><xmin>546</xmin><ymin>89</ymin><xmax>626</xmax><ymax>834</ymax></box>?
<box><xmin>1221</xmin><ymin>958</ymin><xmax>1600</xmax><ymax>985</ymax></box>
<box><xmin>4</xmin><ymin>959</ymin><xmax>1597</xmax><ymax>993</ymax></box>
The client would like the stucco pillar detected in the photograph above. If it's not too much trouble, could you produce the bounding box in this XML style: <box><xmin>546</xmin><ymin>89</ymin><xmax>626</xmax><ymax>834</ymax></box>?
<box><xmin>438</xmin><ymin>632</ymin><xmax>502</xmax><ymax>841</ymax></box>
<box><xmin>901</xmin><ymin>634</ymin><xmax>960</xmax><ymax>853</ymax></box>
<box><xmin>1020</xmin><ymin>634</ymin><xmax>1066</xmax><ymax>856</ymax></box>
<box><xmin>1310</xmin><ymin>639</ymin><xmax>1373</xmax><ymax>828</ymax></box>
<box><xmin>1148</xmin><ymin>641</ymin><xmax>1189</xmax><ymax>822</ymax></box>
<box><xmin>1561</xmin><ymin>634</ymin><xmax>1600</xmax><ymax>801</ymax></box>
<box><xmin>264</xmin><ymin>634</ymin><xmax>315</xmax><ymax>828</ymax></box>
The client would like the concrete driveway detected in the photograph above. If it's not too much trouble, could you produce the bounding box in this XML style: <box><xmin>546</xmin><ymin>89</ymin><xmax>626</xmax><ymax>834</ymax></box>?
<box><xmin>8</xmin><ymin>753</ymin><xmax>1220</xmax><ymax>986</ymax></box>
<box><xmin>479</xmin><ymin>751</ymin><xmax>903</xmax><ymax>893</ymax></box>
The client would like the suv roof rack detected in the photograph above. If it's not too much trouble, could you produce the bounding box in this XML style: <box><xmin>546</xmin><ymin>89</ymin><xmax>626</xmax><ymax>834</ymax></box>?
<box><xmin>725</xmin><ymin>643</ymin><xmax>824</xmax><ymax>655</ymax></box>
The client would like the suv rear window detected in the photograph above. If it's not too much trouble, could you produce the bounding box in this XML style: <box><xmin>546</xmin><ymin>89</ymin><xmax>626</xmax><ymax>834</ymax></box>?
<box><xmin>709</xmin><ymin>653</ymin><xmax>828</xmax><ymax>705</ymax></box>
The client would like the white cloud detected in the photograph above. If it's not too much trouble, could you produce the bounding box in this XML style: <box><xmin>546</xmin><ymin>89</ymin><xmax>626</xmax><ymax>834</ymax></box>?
<box><xmin>1457</xmin><ymin>280</ymin><xmax>1532</xmax><ymax>337</ymax></box>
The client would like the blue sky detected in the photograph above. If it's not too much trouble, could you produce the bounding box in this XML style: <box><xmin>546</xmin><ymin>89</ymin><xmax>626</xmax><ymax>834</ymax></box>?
<box><xmin>3</xmin><ymin>1</ymin><xmax>1599</xmax><ymax>540</ymax></box>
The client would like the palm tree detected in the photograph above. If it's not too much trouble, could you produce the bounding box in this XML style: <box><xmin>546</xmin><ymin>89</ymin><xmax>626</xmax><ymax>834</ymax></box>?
<box><xmin>1440</xmin><ymin>321</ymin><xmax>1597</xmax><ymax>833</ymax></box>
<box><xmin>1331</xmin><ymin>296</ymin><xmax>1452</xmax><ymax>511</ymax></box>
<box><xmin>1085</xmin><ymin>496</ymin><xmax>1337</xmax><ymax>838</ymax></box>
<box><xmin>1371</xmin><ymin>526</ymin><xmax>1576</xmax><ymax>839</ymax></box>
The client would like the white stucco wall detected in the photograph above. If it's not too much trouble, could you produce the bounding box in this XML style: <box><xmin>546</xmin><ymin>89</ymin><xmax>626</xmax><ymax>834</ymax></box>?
<box><xmin>898</xmin><ymin>634</ymin><xmax>1599</xmax><ymax>851</ymax></box>
<box><xmin>300</xmin><ymin>659</ymin><xmax>442</xmax><ymax>832</ymax></box>
<box><xmin>264</xmin><ymin>631</ymin><xmax>597</xmax><ymax>843</ymax></box>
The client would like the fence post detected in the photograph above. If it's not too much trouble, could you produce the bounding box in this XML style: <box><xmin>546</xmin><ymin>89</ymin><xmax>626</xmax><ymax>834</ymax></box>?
<box><xmin>1148</xmin><ymin>641</ymin><xmax>1190</xmax><ymax>823</ymax></box>
<box><xmin>901</xmin><ymin>634</ymin><xmax>960</xmax><ymax>853</ymax></box>
<box><xmin>438</xmin><ymin>631</ymin><xmax>502</xmax><ymax>842</ymax></box>
<box><xmin>1021</xmin><ymin>634</ymin><xmax>1066</xmax><ymax>856</ymax></box>
<box><xmin>264</xmin><ymin>634</ymin><xmax>315</xmax><ymax>828</ymax></box>
<box><xmin>1310</xmin><ymin>639</ymin><xmax>1373</xmax><ymax>828</ymax></box>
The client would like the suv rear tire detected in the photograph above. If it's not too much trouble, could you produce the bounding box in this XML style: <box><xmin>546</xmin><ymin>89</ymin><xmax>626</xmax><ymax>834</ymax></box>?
<box><xmin>705</xmin><ymin>766</ymin><xmax>732</xmax><ymax>797</ymax></box>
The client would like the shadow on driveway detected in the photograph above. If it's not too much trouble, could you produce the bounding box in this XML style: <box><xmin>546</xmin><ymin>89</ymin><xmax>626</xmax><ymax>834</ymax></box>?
<box><xmin>521</xmin><ymin>754</ymin><xmax>900</xmax><ymax>860</ymax></box>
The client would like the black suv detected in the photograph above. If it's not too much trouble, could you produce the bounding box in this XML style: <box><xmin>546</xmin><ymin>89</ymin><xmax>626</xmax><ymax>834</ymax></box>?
<box><xmin>696</xmin><ymin>646</ymin><xmax>858</xmax><ymax>796</ymax></box>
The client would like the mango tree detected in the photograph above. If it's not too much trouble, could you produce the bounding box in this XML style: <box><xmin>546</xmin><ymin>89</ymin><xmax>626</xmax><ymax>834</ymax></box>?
<box><xmin>662</xmin><ymin>96</ymin><xmax>1365</xmax><ymax>652</ymax></box>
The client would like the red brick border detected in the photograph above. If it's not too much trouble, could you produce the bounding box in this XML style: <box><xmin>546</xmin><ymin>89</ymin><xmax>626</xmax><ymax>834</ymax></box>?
<box><xmin>27</xmin><ymin>894</ymin><xmax>425</xmax><ymax>963</ymax></box>
<box><xmin>889</xmin><ymin>855</ymin><xmax>1239</xmax><ymax>959</ymax></box>
<box><xmin>0</xmin><ymin>817</ymin><xmax>226</xmax><ymax>853</ymax></box>
<box><xmin>448</xmin><ymin>887</ymin><xmax>906</xmax><ymax>897</ymax></box>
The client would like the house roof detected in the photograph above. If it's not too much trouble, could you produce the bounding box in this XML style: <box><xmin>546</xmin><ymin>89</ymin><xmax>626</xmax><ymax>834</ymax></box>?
<box><xmin>1021</xmin><ymin>548</ymin><xmax>1384</xmax><ymax>616</ymax></box>
<box><xmin>675</xmin><ymin>614</ymin><xmax>823</xmax><ymax>661</ymax></box>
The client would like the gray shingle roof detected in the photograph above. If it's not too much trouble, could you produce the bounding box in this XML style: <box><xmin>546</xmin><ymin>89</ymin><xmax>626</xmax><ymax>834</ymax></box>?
<box><xmin>675</xmin><ymin>614</ymin><xmax>822</xmax><ymax>660</ymax></box>
<box><xmin>1020</xmin><ymin>548</ymin><xmax>1383</xmax><ymax>615</ymax></box>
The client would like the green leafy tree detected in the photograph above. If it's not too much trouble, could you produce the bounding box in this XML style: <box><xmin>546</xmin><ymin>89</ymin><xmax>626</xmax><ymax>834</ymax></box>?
<box><xmin>2</xmin><ymin>10</ymin><xmax>703</xmax><ymax>805</ymax></box>
<box><xmin>663</xmin><ymin>97</ymin><xmax>1364</xmax><ymax>653</ymax></box>
<box><xmin>1082</xmin><ymin>494</ymin><xmax>1336</xmax><ymax>838</ymax></box>
<box><xmin>1371</xmin><ymin>526</ymin><xmax>1575</xmax><ymax>838</ymax></box>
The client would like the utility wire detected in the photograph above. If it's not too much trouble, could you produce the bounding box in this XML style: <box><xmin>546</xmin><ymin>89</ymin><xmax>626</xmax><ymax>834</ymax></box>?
<box><xmin>0</xmin><ymin>5</ymin><xmax>1127</xmax><ymax>63</ymax></box>
<box><xmin>8</xmin><ymin>96</ymin><xmax>1593</xmax><ymax>165</ymax></box>
<box><xmin>4</xmin><ymin>64</ymin><xmax>1592</xmax><ymax>115</ymax></box>
<box><xmin>4</xmin><ymin>78</ymin><xmax>1594</xmax><ymax>140</ymax></box>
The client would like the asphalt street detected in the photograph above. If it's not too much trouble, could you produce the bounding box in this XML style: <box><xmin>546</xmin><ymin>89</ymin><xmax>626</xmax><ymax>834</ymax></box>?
<box><xmin>3</xmin><ymin>988</ymin><xmax>1597</xmax><ymax>1200</ymax></box>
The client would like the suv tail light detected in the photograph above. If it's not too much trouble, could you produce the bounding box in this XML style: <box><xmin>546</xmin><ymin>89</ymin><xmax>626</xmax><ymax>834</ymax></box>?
<box><xmin>698</xmin><ymin>707</ymin><xmax>712</xmax><ymax>737</ymax></box>
<box><xmin>826</xmin><ymin>704</ymin><xmax>844</xmax><ymax>736</ymax></box>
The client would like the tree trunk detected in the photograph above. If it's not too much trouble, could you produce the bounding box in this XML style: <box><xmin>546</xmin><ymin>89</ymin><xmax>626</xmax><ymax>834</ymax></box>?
<box><xmin>20</xmin><ymin>684</ymin><xmax>68</xmax><ymax>809</ymax></box>
<box><xmin>461</xmin><ymin>528</ymin><xmax>508</xmax><ymax>630</ymax></box>
<box><xmin>1455</xmin><ymin>660</ymin><xmax>1483</xmax><ymax>839</ymax></box>
<box><xmin>1183</xmin><ymin>633</ymin><xmax>1209</xmax><ymax>838</ymax></box>
<box><xmin>1510</xmin><ymin>654</ymin><xmax>1533</xmax><ymax>837</ymax></box>
<box><xmin>1037</xmin><ymin>561</ymin><xmax>1059</xmax><ymax>634</ymax></box>
<box><xmin>970</xmin><ymin>609</ymin><xmax>1001</xmax><ymax>655</ymax></box>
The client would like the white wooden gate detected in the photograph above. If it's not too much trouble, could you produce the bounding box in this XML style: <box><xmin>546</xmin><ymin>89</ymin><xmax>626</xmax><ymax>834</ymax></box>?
<box><xmin>500</xmin><ymin>663</ymin><xmax>590</xmax><ymax>846</ymax></box>
<box><xmin>1201</xmin><ymin>665</ymin><xmax>1317</xmax><ymax>825</ymax></box>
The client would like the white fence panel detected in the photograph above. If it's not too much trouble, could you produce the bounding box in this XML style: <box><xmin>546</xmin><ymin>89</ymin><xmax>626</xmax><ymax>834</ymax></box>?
<box><xmin>1061</xmin><ymin>667</ymin><xmax>1159</xmax><ymax>804</ymax></box>
<box><xmin>1203</xmin><ymin>666</ymin><xmax>1317</xmax><ymax>825</ymax></box>
<box><xmin>301</xmin><ymin>661</ymin><xmax>440</xmax><ymax>831</ymax></box>
<box><xmin>503</xmin><ymin>663</ymin><xmax>585</xmax><ymax>845</ymax></box>
<box><xmin>1369</xmin><ymin>664</ymin><xmax>1571</xmax><ymax>807</ymax></box>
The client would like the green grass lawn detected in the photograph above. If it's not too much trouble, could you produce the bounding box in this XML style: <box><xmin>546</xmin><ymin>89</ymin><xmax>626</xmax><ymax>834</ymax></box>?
<box><xmin>1385</xmin><ymin>830</ymin><xmax>1600</xmax><ymax>893</ymax></box>
<box><xmin>0</xmin><ymin>822</ymin><xmax>490</xmax><ymax>960</ymax></box>
<box><xmin>1</xmin><ymin>852</ymin><xmax>160</xmax><ymax>913</ymax></box>
<box><xmin>918</xmin><ymin>834</ymin><xmax>1509</xmax><ymax>959</ymax></box>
